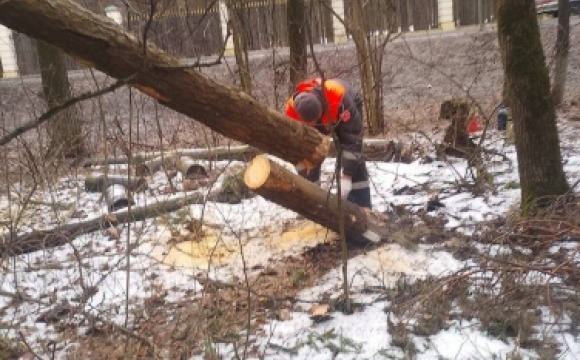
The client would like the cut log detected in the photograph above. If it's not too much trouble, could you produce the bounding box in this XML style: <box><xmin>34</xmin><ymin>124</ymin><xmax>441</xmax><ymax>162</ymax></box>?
<box><xmin>176</xmin><ymin>156</ymin><xmax>208</xmax><ymax>179</ymax></box>
<box><xmin>0</xmin><ymin>1</ymin><xmax>329</xmax><ymax>169</ymax></box>
<box><xmin>104</xmin><ymin>184</ymin><xmax>134</xmax><ymax>211</ymax></box>
<box><xmin>84</xmin><ymin>174</ymin><xmax>148</xmax><ymax>192</ymax></box>
<box><xmin>244</xmin><ymin>155</ymin><xmax>385</xmax><ymax>242</ymax></box>
<box><xmin>0</xmin><ymin>192</ymin><xmax>205</xmax><ymax>256</ymax></box>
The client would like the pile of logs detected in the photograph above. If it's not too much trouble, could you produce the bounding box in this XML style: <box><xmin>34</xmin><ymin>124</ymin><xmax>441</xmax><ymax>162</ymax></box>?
<box><xmin>84</xmin><ymin>154</ymin><xmax>214</xmax><ymax>212</ymax></box>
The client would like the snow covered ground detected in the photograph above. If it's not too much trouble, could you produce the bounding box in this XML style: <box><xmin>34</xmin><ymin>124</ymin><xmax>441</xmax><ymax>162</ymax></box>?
<box><xmin>1</xmin><ymin>119</ymin><xmax>579</xmax><ymax>359</ymax></box>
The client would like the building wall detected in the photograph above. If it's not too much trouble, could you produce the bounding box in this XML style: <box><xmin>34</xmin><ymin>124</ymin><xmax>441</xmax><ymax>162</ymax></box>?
<box><xmin>0</xmin><ymin>25</ymin><xmax>18</xmax><ymax>78</ymax></box>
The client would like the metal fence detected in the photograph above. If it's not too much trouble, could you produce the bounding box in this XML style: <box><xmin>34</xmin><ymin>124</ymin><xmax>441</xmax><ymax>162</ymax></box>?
<box><xmin>343</xmin><ymin>0</ymin><xmax>439</xmax><ymax>33</ymax></box>
<box><xmin>454</xmin><ymin>0</ymin><xmax>496</xmax><ymax>26</ymax></box>
<box><xmin>127</xmin><ymin>3</ymin><xmax>223</xmax><ymax>58</ymax></box>
<box><xmin>12</xmin><ymin>0</ymin><xmax>497</xmax><ymax>75</ymax></box>
<box><xmin>229</xmin><ymin>0</ymin><xmax>334</xmax><ymax>50</ymax></box>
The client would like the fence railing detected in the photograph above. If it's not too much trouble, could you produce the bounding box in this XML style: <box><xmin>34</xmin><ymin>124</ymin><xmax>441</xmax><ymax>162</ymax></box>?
<box><xmin>454</xmin><ymin>0</ymin><xmax>496</xmax><ymax>26</ymax></box>
<box><xmin>343</xmin><ymin>0</ymin><xmax>439</xmax><ymax>33</ymax></box>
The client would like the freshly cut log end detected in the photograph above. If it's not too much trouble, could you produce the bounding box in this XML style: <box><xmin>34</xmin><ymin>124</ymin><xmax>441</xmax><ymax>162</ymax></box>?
<box><xmin>244</xmin><ymin>155</ymin><xmax>272</xmax><ymax>190</ymax></box>
<box><xmin>176</xmin><ymin>156</ymin><xmax>208</xmax><ymax>179</ymax></box>
<box><xmin>104</xmin><ymin>184</ymin><xmax>134</xmax><ymax>212</ymax></box>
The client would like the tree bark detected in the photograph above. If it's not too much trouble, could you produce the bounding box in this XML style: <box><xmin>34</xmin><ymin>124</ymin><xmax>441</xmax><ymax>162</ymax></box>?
<box><xmin>497</xmin><ymin>0</ymin><xmax>569</xmax><ymax>209</ymax></box>
<box><xmin>1</xmin><ymin>192</ymin><xmax>205</xmax><ymax>256</ymax></box>
<box><xmin>244</xmin><ymin>155</ymin><xmax>384</xmax><ymax>242</ymax></box>
<box><xmin>287</xmin><ymin>0</ymin><xmax>307</xmax><ymax>91</ymax></box>
<box><xmin>0</xmin><ymin>0</ymin><xmax>329</xmax><ymax>170</ymax></box>
<box><xmin>37</xmin><ymin>40</ymin><xmax>86</xmax><ymax>158</ymax></box>
<box><xmin>551</xmin><ymin>0</ymin><xmax>570</xmax><ymax>106</ymax></box>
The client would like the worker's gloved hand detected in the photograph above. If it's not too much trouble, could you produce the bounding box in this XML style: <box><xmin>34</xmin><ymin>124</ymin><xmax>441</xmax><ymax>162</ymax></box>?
<box><xmin>340</xmin><ymin>175</ymin><xmax>352</xmax><ymax>199</ymax></box>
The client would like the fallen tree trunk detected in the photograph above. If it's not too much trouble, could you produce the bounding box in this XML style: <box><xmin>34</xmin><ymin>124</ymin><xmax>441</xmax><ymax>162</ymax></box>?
<box><xmin>244</xmin><ymin>155</ymin><xmax>385</xmax><ymax>243</ymax></box>
<box><xmin>0</xmin><ymin>192</ymin><xmax>205</xmax><ymax>256</ymax></box>
<box><xmin>84</xmin><ymin>145</ymin><xmax>260</xmax><ymax>168</ymax></box>
<box><xmin>0</xmin><ymin>0</ymin><xmax>329</xmax><ymax>170</ymax></box>
<box><xmin>84</xmin><ymin>174</ymin><xmax>148</xmax><ymax>192</ymax></box>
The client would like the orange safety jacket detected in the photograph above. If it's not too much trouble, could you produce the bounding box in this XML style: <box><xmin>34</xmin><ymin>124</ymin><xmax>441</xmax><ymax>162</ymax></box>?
<box><xmin>285</xmin><ymin>78</ymin><xmax>347</xmax><ymax>126</ymax></box>
<box><xmin>283</xmin><ymin>78</ymin><xmax>367</xmax><ymax>181</ymax></box>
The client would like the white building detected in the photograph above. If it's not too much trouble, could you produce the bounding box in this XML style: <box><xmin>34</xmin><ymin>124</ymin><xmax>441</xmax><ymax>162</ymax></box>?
<box><xmin>0</xmin><ymin>25</ymin><xmax>19</xmax><ymax>78</ymax></box>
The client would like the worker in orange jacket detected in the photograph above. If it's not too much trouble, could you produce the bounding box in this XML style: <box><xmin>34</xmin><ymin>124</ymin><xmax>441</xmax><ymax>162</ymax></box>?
<box><xmin>284</xmin><ymin>78</ymin><xmax>372</xmax><ymax>209</ymax></box>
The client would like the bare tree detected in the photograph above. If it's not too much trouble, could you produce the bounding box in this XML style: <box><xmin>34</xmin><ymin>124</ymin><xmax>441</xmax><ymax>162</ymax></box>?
<box><xmin>345</xmin><ymin>0</ymin><xmax>387</xmax><ymax>134</ymax></box>
<box><xmin>36</xmin><ymin>40</ymin><xmax>86</xmax><ymax>158</ymax></box>
<box><xmin>551</xmin><ymin>0</ymin><xmax>570</xmax><ymax>106</ymax></box>
<box><xmin>287</xmin><ymin>0</ymin><xmax>307</xmax><ymax>91</ymax></box>
<box><xmin>227</xmin><ymin>0</ymin><xmax>252</xmax><ymax>94</ymax></box>
<box><xmin>497</xmin><ymin>0</ymin><xmax>569</xmax><ymax>210</ymax></box>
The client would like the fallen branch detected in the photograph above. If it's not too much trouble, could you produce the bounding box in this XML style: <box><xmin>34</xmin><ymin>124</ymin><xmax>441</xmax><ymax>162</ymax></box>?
<box><xmin>1</xmin><ymin>192</ymin><xmax>205</xmax><ymax>256</ymax></box>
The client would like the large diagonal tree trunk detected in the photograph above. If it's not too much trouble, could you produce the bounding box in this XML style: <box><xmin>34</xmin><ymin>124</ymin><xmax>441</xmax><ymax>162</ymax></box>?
<box><xmin>497</xmin><ymin>0</ymin><xmax>569</xmax><ymax>210</ymax></box>
<box><xmin>0</xmin><ymin>0</ymin><xmax>329</xmax><ymax>170</ymax></box>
